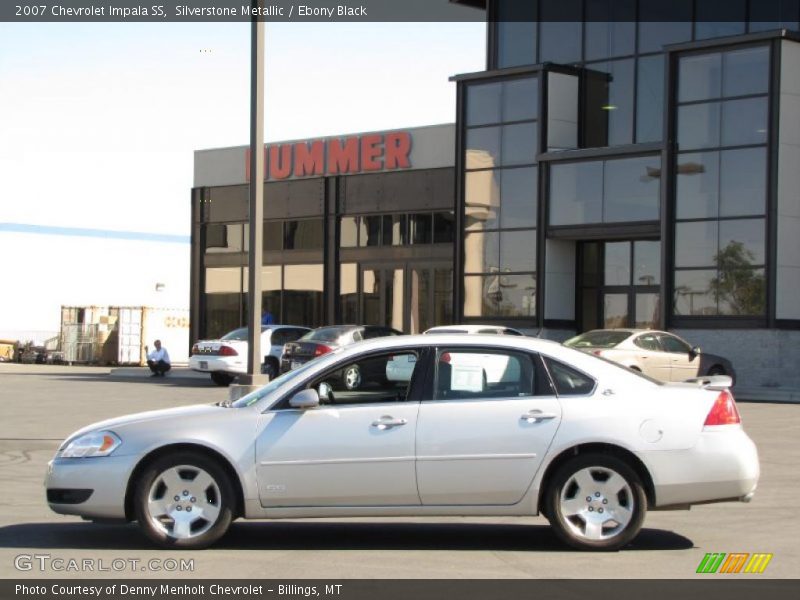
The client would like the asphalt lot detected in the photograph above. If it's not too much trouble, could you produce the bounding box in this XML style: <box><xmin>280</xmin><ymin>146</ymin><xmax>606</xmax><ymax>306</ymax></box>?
<box><xmin>0</xmin><ymin>363</ymin><xmax>798</xmax><ymax>579</ymax></box>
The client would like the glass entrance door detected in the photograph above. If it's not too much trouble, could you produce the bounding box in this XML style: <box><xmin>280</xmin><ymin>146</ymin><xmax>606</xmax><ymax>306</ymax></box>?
<box><xmin>579</xmin><ymin>240</ymin><xmax>661</xmax><ymax>331</ymax></box>
<box><xmin>361</xmin><ymin>262</ymin><xmax>453</xmax><ymax>333</ymax></box>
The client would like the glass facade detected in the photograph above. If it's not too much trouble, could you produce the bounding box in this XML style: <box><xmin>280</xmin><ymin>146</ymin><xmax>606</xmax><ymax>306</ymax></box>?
<box><xmin>463</xmin><ymin>75</ymin><xmax>539</xmax><ymax>318</ymax></box>
<box><xmin>673</xmin><ymin>45</ymin><xmax>769</xmax><ymax>317</ymax></box>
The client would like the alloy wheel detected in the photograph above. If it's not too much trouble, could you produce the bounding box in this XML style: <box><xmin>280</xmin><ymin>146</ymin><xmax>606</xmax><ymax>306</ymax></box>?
<box><xmin>146</xmin><ymin>465</ymin><xmax>222</xmax><ymax>540</ymax></box>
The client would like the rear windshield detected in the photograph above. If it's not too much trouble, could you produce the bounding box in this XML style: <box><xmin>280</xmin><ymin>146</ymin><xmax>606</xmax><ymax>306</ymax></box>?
<box><xmin>220</xmin><ymin>327</ymin><xmax>267</xmax><ymax>341</ymax></box>
<box><xmin>301</xmin><ymin>327</ymin><xmax>353</xmax><ymax>342</ymax></box>
<box><xmin>564</xmin><ymin>330</ymin><xmax>631</xmax><ymax>349</ymax></box>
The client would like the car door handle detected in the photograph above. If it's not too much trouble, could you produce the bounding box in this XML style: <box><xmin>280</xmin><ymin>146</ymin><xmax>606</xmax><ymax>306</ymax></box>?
<box><xmin>520</xmin><ymin>410</ymin><xmax>557</xmax><ymax>424</ymax></box>
<box><xmin>371</xmin><ymin>416</ymin><xmax>408</xmax><ymax>430</ymax></box>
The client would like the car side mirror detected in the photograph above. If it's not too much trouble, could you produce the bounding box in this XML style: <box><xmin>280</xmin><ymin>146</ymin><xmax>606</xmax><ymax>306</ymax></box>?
<box><xmin>691</xmin><ymin>346</ymin><xmax>702</xmax><ymax>356</ymax></box>
<box><xmin>289</xmin><ymin>388</ymin><xmax>319</xmax><ymax>409</ymax></box>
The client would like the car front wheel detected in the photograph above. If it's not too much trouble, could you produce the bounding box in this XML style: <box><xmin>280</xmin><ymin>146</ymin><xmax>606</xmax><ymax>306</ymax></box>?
<box><xmin>134</xmin><ymin>452</ymin><xmax>235</xmax><ymax>549</ymax></box>
<box><xmin>545</xmin><ymin>454</ymin><xmax>646</xmax><ymax>551</ymax></box>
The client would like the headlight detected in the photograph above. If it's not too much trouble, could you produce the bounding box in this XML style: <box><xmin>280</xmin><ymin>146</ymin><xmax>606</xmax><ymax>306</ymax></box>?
<box><xmin>60</xmin><ymin>431</ymin><xmax>121</xmax><ymax>458</ymax></box>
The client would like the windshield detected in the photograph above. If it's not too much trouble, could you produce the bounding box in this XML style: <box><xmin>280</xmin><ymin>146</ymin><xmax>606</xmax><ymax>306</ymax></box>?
<box><xmin>565</xmin><ymin>330</ymin><xmax>631</xmax><ymax>349</ymax></box>
<box><xmin>220</xmin><ymin>327</ymin><xmax>267</xmax><ymax>341</ymax></box>
<box><xmin>300</xmin><ymin>327</ymin><xmax>352</xmax><ymax>342</ymax></box>
<box><xmin>229</xmin><ymin>360</ymin><xmax>319</xmax><ymax>408</ymax></box>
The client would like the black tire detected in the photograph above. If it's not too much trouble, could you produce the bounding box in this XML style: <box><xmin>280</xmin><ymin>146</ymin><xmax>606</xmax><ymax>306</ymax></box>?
<box><xmin>545</xmin><ymin>453</ymin><xmax>646</xmax><ymax>551</ymax></box>
<box><xmin>134</xmin><ymin>451</ymin><xmax>235</xmax><ymax>549</ymax></box>
<box><xmin>210</xmin><ymin>372</ymin><xmax>234</xmax><ymax>387</ymax></box>
<box><xmin>343</xmin><ymin>364</ymin><xmax>362</xmax><ymax>390</ymax></box>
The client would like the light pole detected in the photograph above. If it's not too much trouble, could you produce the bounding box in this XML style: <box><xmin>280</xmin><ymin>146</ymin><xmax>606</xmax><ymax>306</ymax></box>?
<box><xmin>244</xmin><ymin>1</ymin><xmax>266</xmax><ymax>386</ymax></box>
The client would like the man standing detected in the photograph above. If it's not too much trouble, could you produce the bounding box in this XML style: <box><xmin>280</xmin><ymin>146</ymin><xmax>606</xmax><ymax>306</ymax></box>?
<box><xmin>145</xmin><ymin>340</ymin><xmax>171</xmax><ymax>377</ymax></box>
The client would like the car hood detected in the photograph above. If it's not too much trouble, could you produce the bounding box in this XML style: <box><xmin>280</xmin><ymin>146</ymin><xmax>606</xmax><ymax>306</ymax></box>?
<box><xmin>59</xmin><ymin>404</ymin><xmax>227</xmax><ymax>448</ymax></box>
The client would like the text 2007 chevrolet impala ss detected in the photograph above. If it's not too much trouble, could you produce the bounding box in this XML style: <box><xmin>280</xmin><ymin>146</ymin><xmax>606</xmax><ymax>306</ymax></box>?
<box><xmin>46</xmin><ymin>335</ymin><xmax>759</xmax><ymax>551</ymax></box>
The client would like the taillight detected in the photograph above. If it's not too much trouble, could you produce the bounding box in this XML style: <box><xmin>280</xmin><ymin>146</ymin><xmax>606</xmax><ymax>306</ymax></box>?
<box><xmin>592</xmin><ymin>350</ymin><xmax>604</xmax><ymax>357</ymax></box>
<box><xmin>704</xmin><ymin>390</ymin><xmax>741</xmax><ymax>426</ymax></box>
<box><xmin>314</xmin><ymin>344</ymin><xmax>333</xmax><ymax>357</ymax></box>
<box><xmin>218</xmin><ymin>345</ymin><xmax>238</xmax><ymax>357</ymax></box>
<box><xmin>191</xmin><ymin>344</ymin><xmax>199</xmax><ymax>355</ymax></box>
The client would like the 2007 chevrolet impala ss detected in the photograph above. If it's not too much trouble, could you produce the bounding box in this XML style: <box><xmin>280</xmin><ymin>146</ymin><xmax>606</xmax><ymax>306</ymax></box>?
<box><xmin>46</xmin><ymin>335</ymin><xmax>759</xmax><ymax>551</ymax></box>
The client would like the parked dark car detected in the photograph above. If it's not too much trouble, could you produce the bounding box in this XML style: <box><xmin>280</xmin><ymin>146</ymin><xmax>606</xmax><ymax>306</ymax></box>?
<box><xmin>280</xmin><ymin>325</ymin><xmax>403</xmax><ymax>389</ymax></box>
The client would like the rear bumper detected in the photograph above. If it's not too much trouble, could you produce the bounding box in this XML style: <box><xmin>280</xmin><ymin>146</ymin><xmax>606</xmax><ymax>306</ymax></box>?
<box><xmin>188</xmin><ymin>356</ymin><xmax>244</xmax><ymax>375</ymax></box>
<box><xmin>639</xmin><ymin>426</ymin><xmax>759</xmax><ymax>507</ymax></box>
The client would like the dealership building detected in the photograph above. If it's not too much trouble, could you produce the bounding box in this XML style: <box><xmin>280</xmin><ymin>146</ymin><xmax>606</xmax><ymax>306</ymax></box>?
<box><xmin>192</xmin><ymin>1</ymin><xmax>800</xmax><ymax>388</ymax></box>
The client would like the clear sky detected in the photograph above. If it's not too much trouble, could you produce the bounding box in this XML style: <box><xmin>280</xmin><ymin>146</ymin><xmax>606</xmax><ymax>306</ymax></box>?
<box><xmin>0</xmin><ymin>21</ymin><xmax>486</xmax><ymax>236</ymax></box>
<box><xmin>0</xmin><ymin>19</ymin><xmax>485</xmax><ymax>336</ymax></box>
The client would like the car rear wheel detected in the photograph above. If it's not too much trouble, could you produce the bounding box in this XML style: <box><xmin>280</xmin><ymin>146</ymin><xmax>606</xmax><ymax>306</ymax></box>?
<box><xmin>134</xmin><ymin>452</ymin><xmax>235</xmax><ymax>549</ymax></box>
<box><xmin>545</xmin><ymin>454</ymin><xmax>646</xmax><ymax>551</ymax></box>
<box><xmin>343</xmin><ymin>365</ymin><xmax>362</xmax><ymax>390</ymax></box>
<box><xmin>210</xmin><ymin>372</ymin><xmax>234</xmax><ymax>386</ymax></box>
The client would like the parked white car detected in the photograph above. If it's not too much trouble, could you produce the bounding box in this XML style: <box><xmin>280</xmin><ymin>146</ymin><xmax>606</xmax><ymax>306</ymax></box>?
<box><xmin>564</xmin><ymin>329</ymin><xmax>736</xmax><ymax>384</ymax></box>
<box><xmin>48</xmin><ymin>334</ymin><xmax>758</xmax><ymax>551</ymax></box>
<box><xmin>189</xmin><ymin>325</ymin><xmax>310</xmax><ymax>386</ymax></box>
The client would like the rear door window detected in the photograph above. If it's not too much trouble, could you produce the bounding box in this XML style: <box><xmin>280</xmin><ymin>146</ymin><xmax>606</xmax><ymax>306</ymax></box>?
<box><xmin>633</xmin><ymin>333</ymin><xmax>661</xmax><ymax>352</ymax></box>
<box><xmin>433</xmin><ymin>348</ymin><xmax>537</xmax><ymax>400</ymax></box>
<box><xmin>542</xmin><ymin>357</ymin><xmax>596</xmax><ymax>396</ymax></box>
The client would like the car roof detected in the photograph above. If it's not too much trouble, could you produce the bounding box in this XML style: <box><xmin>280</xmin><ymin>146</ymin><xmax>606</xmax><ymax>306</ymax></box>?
<box><xmin>425</xmin><ymin>324</ymin><xmax>522</xmax><ymax>334</ymax></box>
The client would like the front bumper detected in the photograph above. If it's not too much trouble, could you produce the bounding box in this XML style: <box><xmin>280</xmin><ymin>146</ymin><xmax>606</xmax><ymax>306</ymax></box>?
<box><xmin>45</xmin><ymin>454</ymin><xmax>140</xmax><ymax>520</ymax></box>
<box><xmin>640</xmin><ymin>426</ymin><xmax>760</xmax><ymax>508</ymax></box>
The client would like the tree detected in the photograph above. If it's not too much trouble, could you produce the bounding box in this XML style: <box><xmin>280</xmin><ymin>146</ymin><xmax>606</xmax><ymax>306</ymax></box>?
<box><xmin>709</xmin><ymin>241</ymin><xmax>765</xmax><ymax>315</ymax></box>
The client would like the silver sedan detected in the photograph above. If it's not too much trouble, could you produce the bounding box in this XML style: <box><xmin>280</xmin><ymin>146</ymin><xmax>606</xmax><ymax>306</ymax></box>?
<box><xmin>46</xmin><ymin>335</ymin><xmax>759</xmax><ymax>551</ymax></box>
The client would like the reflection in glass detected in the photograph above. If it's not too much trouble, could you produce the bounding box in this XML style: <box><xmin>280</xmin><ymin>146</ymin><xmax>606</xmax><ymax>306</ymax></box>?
<box><xmin>204</xmin><ymin>293</ymin><xmax>241</xmax><ymax>340</ymax></box>
<box><xmin>603</xmin><ymin>294</ymin><xmax>628</xmax><ymax>328</ymax></box>
<box><xmin>719</xmin><ymin>219</ymin><xmax>765</xmax><ymax>265</ymax></box>
<box><xmin>635</xmin><ymin>293</ymin><xmax>660</xmax><ymax>328</ymax></box>
<box><xmin>263</xmin><ymin>221</ymin><xmax>283</xmax><ymax>251</ymax></box>
<box><xmin>584</xmin><ymin>0</ymin><xmax>636</xmax><ymax>60</ymax></box>
<box><xmin>340</xmin><ymin>217</ymin><xmax>358</xmax><ymax>248</ymax></box>
<box><xmin>500</xmin><ymin>167</ymin><xmax>537</xmax><ymax>229</ymax></box>
<box><xmin>410</xmin><ymin>213</ymin><xmax>433</xmax><ymax>244</ymax></box>
<box><xmin>409</xmin><ymin>268</ymin><xmax>430</xmax><ymax>334</ymax></box>
<box><xmin>465</xmin><ymin>170</ymin><xmax>500</xmax><ymax>231</ymax></box>
<box><xmin>549</xmin><ymin>161</ymin><xmax>603</xmax><ymax>226</ymax></box>
<box><xmin>676</xmin><ymin>152</ymin><xmax>720</xmax><ymax>219</ymax></box>
<box><xmin>723</xmin><ymin>46</ymin><xmax>769</xmax><ymax>97</ymax></box>
<box><xmin>547</xmin><ymin>73</ymin><xmax>579</xmax><ymax>151</ymax></box>
<box><xmin>675</xmin><ymin>221</ymin><xmax>718</xmax><ymax>267</ymax></box>
<box><xmin>679</xmin><ymin>53</ymin><xmax>721</xmax><ymax>103</ymax></box>
<box><xmin>720</xmin><ymin>148</ymin><xmax>767</xmax><ymax>217</ymax></box>
<box><xmin>637</xmin><ymin>0</ymin><xmax>692</xmax><ymax>53</ymax></box>
<box><xmin>284</xmin><ymin>219</ymin><xmax>323</xmax><ymax>250</ymax></box>
<box><xmin>283</xmin><ymin>264</ymin><xmax>324</xmax><ymax>327</ymax></box>
<box><xmin>604</xmin><ymin>242</ymin><xmax>631</xmax><ymax>286</ymax></box>
<box><xmin>360</xmin><ymin>215</ymin><xmax>382</xmax><ymax>247</ymax></box>
<box><xmin>382</xmin><ymin>214</ymin><xmax>407</xmax><ymax>246</ymax></box>
<box><xmin>602</xmin><ymin>156</ymin><xmax>660</xmax><ymax>222</ymax></box>
<box><xmin>205</xmin><ymin>223</ymin><xmax>243</xmax><ymax>254</ymax></box>
<box><xmin>539</xmin><ymin>0</ymin><xmax>582</xmax><ymax>64</ymax></box>
<box><xmin>466</xmin><ymin>82</ymin><xmax>502</xmax><ymax>126</ymax></box>
<box><xmin>501</xmin><ymin>122</ymin><xmax>538</xmax><ymax>166</ymax></box>
<box><xmin>433</xmin><ymin>212</ymin><xmax>455</xmax><ymax>244</ymax></box>
<box><xmin>674</xmin><ymin>270</ymin><xmax>717</xmax><ymax>315</ymax></box>
<box><xmin>340</xmin><ymin>263</ymin><xmax>358</xmax><ymax>324</ymax></box>
<box><xmin>500</xmin><ymin>230</ymin><xmax>536</xmax><ymax>272</ymax></box>
<box><xmin>594</xmin><ymin>59</ymin><xmax>634</xmax><ymax>146</ymax></box>
<box><xmin>434</xmin><ymin>268</ymin><xmax>454</xmax><ymax>327</ymax></box>
<box><xmin>678</xmin><ymin>102</ymin><xmax>720</xmax><ymax>150</ymax></box>
<box><xmin>721</xmin><ymin>98</ymin><xmax>768</xmax><ymax>147</ymax></box>
<box><xmin>261</xmin><ymin>266</ymin><xmax>282</xmax><ymax>324</ymax></box>
<box><xmin>496</xmin><ymin>0</ymin><xmax>537</xmax><ymax>68</ymax></box>
<box><xmin>636</xmin><ymin>55</ymin><xmax>665</xmax><ymax>143</ymax></box>
<box><xmin>464</xmin><ymin>274</ymin><xmax>536</xmax><ymax>317</ymax></box>
<box><xmin>464</xmin><ymin>231</ymin><xmax>499</xmax><ymax>274</ymax></box>
<box><xmin>503</xmin><ymin>77</ymin><xmax>538</xmax><ymax>122</ymax></box>
<box><xmin>634</xmin><ymin>241</ymin><xmax>661</xmax><ymax>286</ymax></box>
<box><xmin>466</xmin><ymin>127</ymin><xmax>501</xmax><ymax>170</ymax></box>
<box><xmin>716</xmin><ymin>267</ymin><xmax>766</xmax><ymax>316</ymax></box>
<box><xmin>362</xmin><ymin>269</ymin><xmax>380</xmax><ymax>326</ymax></box>
<box><xmin>694</xmin><ymin>0</ymin><xmax>745</xmax><ymax>41</ymax></box>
